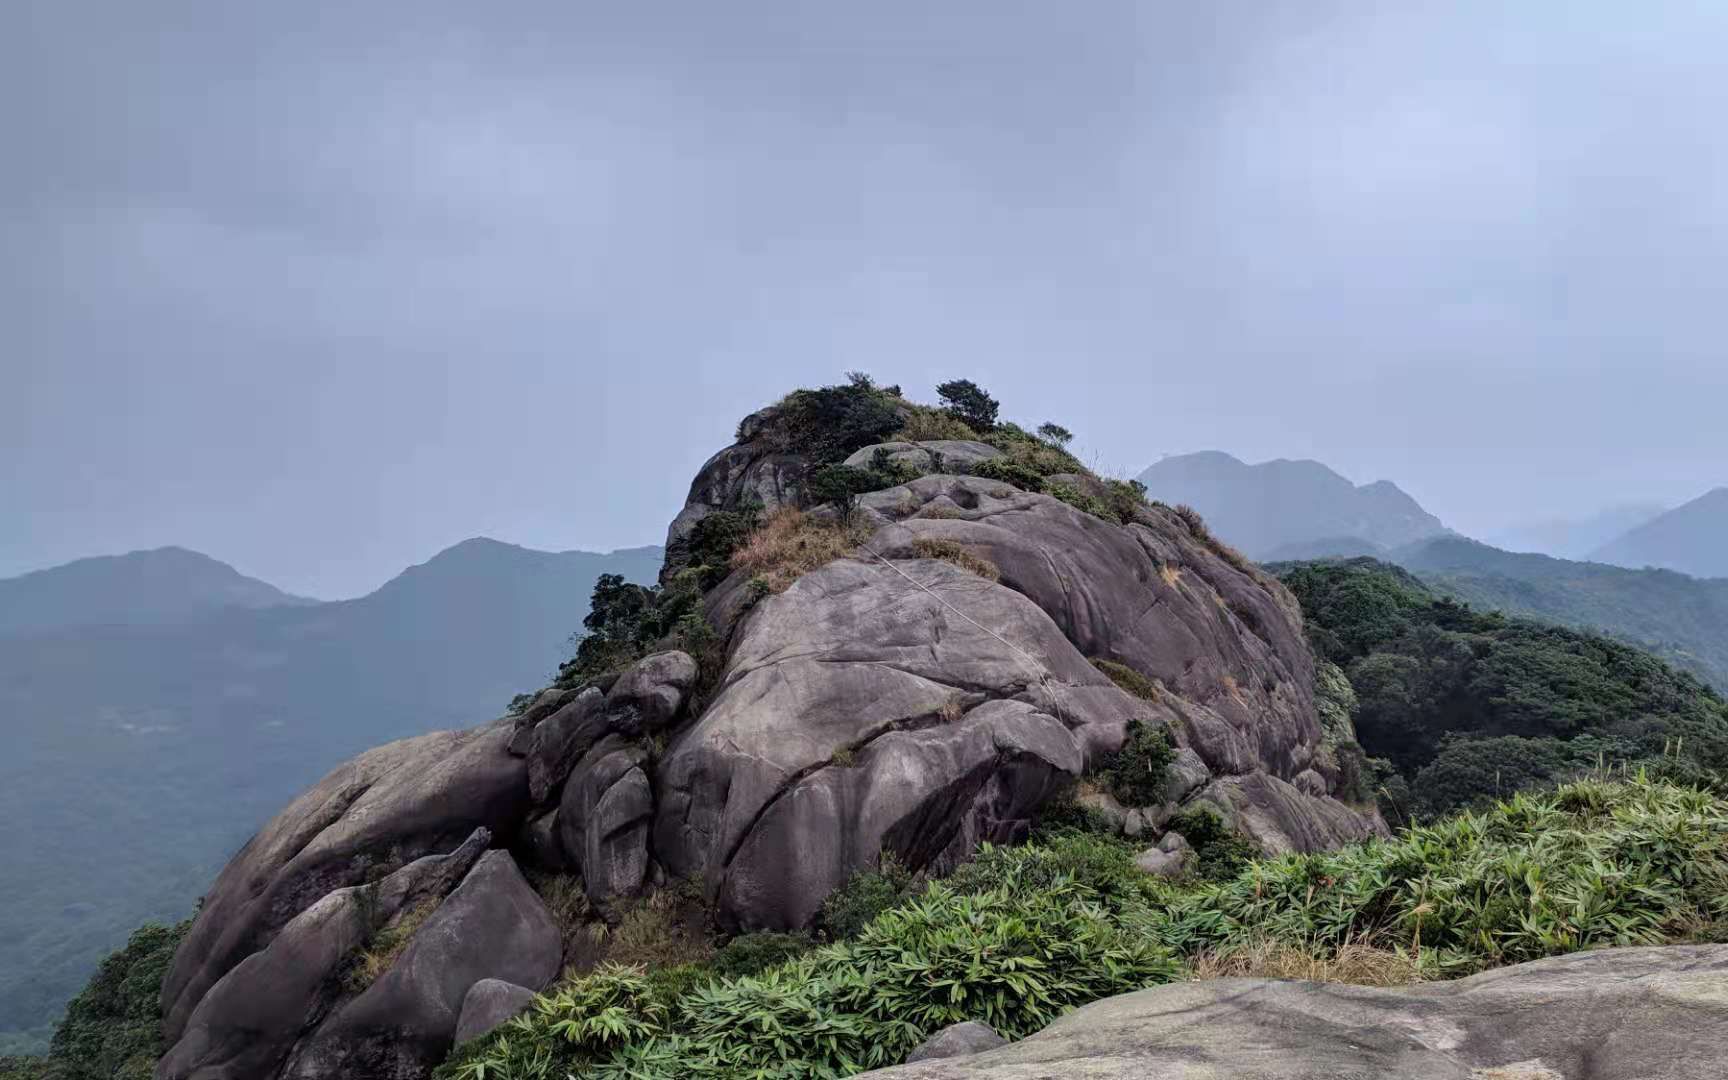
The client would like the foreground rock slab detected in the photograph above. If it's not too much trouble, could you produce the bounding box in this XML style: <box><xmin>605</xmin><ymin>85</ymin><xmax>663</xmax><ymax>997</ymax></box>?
<box><xmin>859</xmin><ymin>944</ymin><xmax>1728</xmax><ymax>1080</ymax></box>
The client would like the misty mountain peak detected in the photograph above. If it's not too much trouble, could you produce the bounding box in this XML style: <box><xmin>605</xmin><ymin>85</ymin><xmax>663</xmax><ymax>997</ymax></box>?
<box><xmin>1137</xmin><ymin>451</ymin><xmax>1448</xmax><ymax>559</ymax></box>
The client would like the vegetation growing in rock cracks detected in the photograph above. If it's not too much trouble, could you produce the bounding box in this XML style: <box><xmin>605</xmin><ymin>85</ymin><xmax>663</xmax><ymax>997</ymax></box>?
<box><xmin>1278</xmin><ymin>557</ymin><xmax>1728</xmax><ymax>819</ymax></box>
<box><xmin>435</xmin><ymin>776</ymin><xmax>1728</xmax><ymax>1079</ymax></box>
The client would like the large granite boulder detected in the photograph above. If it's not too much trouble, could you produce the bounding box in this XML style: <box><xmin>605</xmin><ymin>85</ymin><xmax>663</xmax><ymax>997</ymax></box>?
<box><xmin>656</xmin><ymin>471</ymin><xmax>1378</xmax><ymax>929</ymax></box>
<box><xmin>279</xmin><ymin>850</ymin><xmax>560</xmax><ymax>1080</ymax></box>
<box><xmin>661</xmin><ymin>406</ymin><xmax>807</xmax><ymax>581</ymax></box>
<box><xmin>453</xmin><ymin>979</ymin><xmax>537</xmax><ymax>1046</ymax></box>
<box><xmin>160</xmin><ymin>723</ymin><xmax>531</xmax><ymax>1045</ymax></box>
<box><xmin>842</xmin><ymin>439</ymin><xmax>1002</xmax><ymax>474</ymax></box>
<box><xmin>156</xmin><ymin>831</ymin><xmax>490</xmax><ymax>1080</ymax></box>
<box><xmin>858</xmin><ymin>944</ymin><xmax>1728</xmax><ymax>1079</ymax></box>
<box><xmin>558</xmin><ymin>735</ymin><xmax>654</xmax><ymax>908</ymax></box>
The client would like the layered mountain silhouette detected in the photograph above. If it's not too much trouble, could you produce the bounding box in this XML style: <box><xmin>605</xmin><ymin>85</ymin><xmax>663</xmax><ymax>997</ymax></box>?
<box><xmin>1136</xmin><ymin>451</ymin><xmax>1449</xmax><ymax>559</ymax></box>
<box><xmin>0</xmin><ymin>539</ymin><xmax>661</xmax><ymax>1051</ymax></box>
<box><xmin>1393</xmin><ymin>535</ymin><xmax>1728</xmax><ymax>694</ymax></box>
<box><xmin>1487</xmin><ymin>503</ymin><xmax>1668</xmax><ymax>561</ymax></box>
<box><xmin>0</xmin><ymin>546</ymin><xmax>314</xmax><ymax>637</ymax></box>
<box><xmin>1592</xmin><ymin>488</ymin><xmax>1728</xmax><ymax>579</ymax></box>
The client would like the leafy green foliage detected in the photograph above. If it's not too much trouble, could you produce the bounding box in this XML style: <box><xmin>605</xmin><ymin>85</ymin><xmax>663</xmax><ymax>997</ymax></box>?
<box><xmin>1035</xmin><ymin>422</ymin><xmax>1073</xmax><ymax>448</ymax></box>
<box><xmin>758</xmin><ymin>374</ymin><xmax>906</xmax><ymax>464</ymax></box>
<box><xmin>934</xmin><ymin>379</ymin><xmax>999</xmax><ymax>433</ymax></box>
<box><xmin>684</xmin><ymin>506</ymin><xmax>762</xmax><ymax>590</ymax></box>
<box><xmin>555</xmin><ymin>570</ymin><xmax>714</xmax><ymax>689</ymax></box>
<box><xmin>1046</xmin><ymin>481</ymin><xmax>1113</xmax><ymax>520</ymax></box>
<box><xmin>440</xmin><ymin>778</ymin><xmax>1728</xmax><ymax>1080</ymax></box>
<box><xmin>806</xmin><ymin>465</ymin><xmax>881</xmax><ymax>524</ymax></box>
<box><xmin>968</xmin><ymin>457</ymin><xmax>1047</xmax><ymax>492</ymax></box>
<box><xmin>1163</xmin><ymin>808</ymin><xmax>1257</xmax><ymax>881</ymax></box>
<box><xmin>1280</xmin><ymin>558</ymin><xmax>1728</xmax><ymax>816</ymax></box>
<box><xmin>1092</xmin><ymin>721</ymin><xmax>1175</xmax><ymax>807</ymax></box>
<box><xmin>819</xmin><ymin>855</ymin><xmax>915</xmax><ymax>941</ymax></box>
<box><xmin>711</xmin><ymin>932</ymin><xmax>815</xmax><ymax>979</ymax></box>
<box><xmin>10</xmin><ymin>921</ymin><xmax>189</xmax><ymax>1080</ymax></box>
<box><xmin>1399</xmin><ymin>536</ymin><xmax>1728</xmax><ymax>693</ymax></box>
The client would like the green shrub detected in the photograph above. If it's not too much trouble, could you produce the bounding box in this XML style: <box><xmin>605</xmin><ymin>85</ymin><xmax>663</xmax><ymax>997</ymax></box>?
<box><xmin>1046</xmin><ymin>481</ymin><xmax>1119</xmax><ymax>523</ymax></box>
<box><xmin>1035</xmin><ymin>422</ymin><xmax>1073</xmax><ymax>448</ymax></box>
<box><xmin>685</xmin><ymin>506</ymin><xmax>762</xmax><ymax>590</ymax></box>
<box><xmin>805</xmin><ymin>464</ymin><xmax>881</xmax><ymax>523</ymax></box>
<box><xmin>819</xmin><ymin>855</ymin><xmax>915</xmax><ymax>941</ymax></box>
<box><xmin>1093</xmin><ymin>720</ymin><xmax>1176</xmax><ymax>807</ymax></box>
<box><xmin>757</xmin><ymin>374</ymin><xmax>906</xmax><ymax>463</ymax></box>
<box><xmin>1164</xmin><ymin>808</ymin><xmax>1256</xmax><ymax>881</ymax></box>
<box><xmin>935</xmin><ymin>379</ymin><xmax>999</xmax><ymax>433</ymax></box>
<box><xmin>25</xmin><ymin>921</ymin><xmax>189</xmax><ymax>1080</ymax></box>
<box><xmin>711</xmin><ymin>932</ymin><xmax>815</xmax><ymax>979</ymax></box>
<box><xmin>969</xmin><ymin>457</ymin><xmax>1047</xmax><ymax>492</ymax></box>
<box><xmin>439</xmin><ymin>778</ymin><xmax>1728</xmax><ymax>1079</ymax></box>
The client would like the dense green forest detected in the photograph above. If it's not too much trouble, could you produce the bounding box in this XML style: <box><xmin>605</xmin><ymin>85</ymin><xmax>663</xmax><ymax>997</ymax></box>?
<box><xmin>1396</xmin><ymin>537</ymin><xmax>1728</xmax><ymax>693</ymax></box>
<box><xmin>1278</xmin><ymin>557</ymin><xmax>1728</xmax><ymax>819</ymax></box>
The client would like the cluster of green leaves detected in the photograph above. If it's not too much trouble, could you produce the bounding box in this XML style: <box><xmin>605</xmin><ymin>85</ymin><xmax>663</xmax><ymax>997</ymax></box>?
<box><xmin>440</xmin><ymin>777</ymin><xmax>1727</xmax><ymax>1079</ymax></box>
<box><xmin>756</xmin><ymin>373</ymin><xmax>907</xmax><ymax>464</ymax></box>
<box><xmin>934</xmin><ymin>379</ymin><xmax>999</xmax><ymax>433</ymax></box>
<box><xmin>3</xmin><ymin>921</ymin><xmax>188</xmax><ymax>1080</ymax></box>
<box><xmin>554</xmin><ymin>571</ymin><xmax>715</xmax><ymax>691</ymax></box>
<box><xmin>1280</xmin><ymin>558</ymin><xmax>1728</xmax><ymax>817</ymax></box>
<box><xmin>684</xmin><ymin>505</ymin><xmax>762</xmax><ymax>590</ymax></box>
<box><xmin>1398</xmin><ymin>536</ymin><xmax>1728</xmax><ymax>694</ymax></box>
<box><xmin>968</xmin><ymin>457</ymin><xmax>1048</xmax><ymax>492</ymax></box>
<box><xmin>1046</xmin><ymin>479</ymin><xmax>1152</xmax><ymax>526</ymax></box>
<box><xmin>1162</xmin><ymin>808</ymin><xmax>1257</xmax><ymax>881</ymax></box>
<box><xmin>818</xmin><ymin>856</ymin><xmax>916</xmax><ymax>941</ymax></box>
<box><xmin>709</xmin><ymin>932</ymin><xmax>815</xmax><ymax>980</ymax></box>
<box><xmin>1092</xmin><ymin>720</ymin><xmax>1176</xmax><ymax>807</ymax></box>
<box><xmin>441</xmin><ymin>861</ymin><xmax>1177</xmax><ymax>1079</ymax></box>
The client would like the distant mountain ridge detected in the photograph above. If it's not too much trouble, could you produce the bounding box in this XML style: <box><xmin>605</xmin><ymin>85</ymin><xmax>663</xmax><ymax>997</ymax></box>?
<box><xmin>0</xmin><ymin>538</ymin><xmax>663</xmax><ymax>1052</ymax></box>
<box><xmin>1591</xmin><ymin>488</ymin><xmax>1728</xmax><ymax>579</ymax></box>
<box><xmin>1136</xmin><ymin>450</ymin><xmax>1449</xmax><ymax>559</ymax></box>
<box><xmin>1487</xmin><ymin>503</ymin><xmax>1668</xmax><ymax>561</ymax></box>
<box><xmin>0</xmin><ymin>546</ymin><xmax>314</xmax><ymax>637</ymax></box>
<box><xmin>1365</xmin><ymin>535</ymin><xmax>1728</xmax><ymax>695</ymax></box>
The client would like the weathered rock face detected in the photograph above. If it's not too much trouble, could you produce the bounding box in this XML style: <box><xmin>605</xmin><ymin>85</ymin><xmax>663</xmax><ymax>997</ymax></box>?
<box><xmin>857</xmin><ymin>944</ymin><xmax>1728</xmax><ymax>1080</ymax></box>
<box><xmin>157</xmin><ymin>831</ymin><xmax>490</xmax><ymax>1080</ymax></box>
<box><xmin>658</xmin><ymin>471</ymin><xmax>1379</xmax><ymax>928</ymax></box>
<box><xmin>453</xmin><ymin>979</ymin><xmax>536</xmax><ymax>1046</ymax></box>
<box><xmin>160</xmin><ymin>723</ymin><xmax>532</xmax><ymax>1045</ymax></box>
<box><xmin>162</xmin><ymin>403</ymin><xmax>1384</xmax><ymax>1078</ymax></box>
<box><xmin>842</xmin><ymin>439</ymin><xmax>1003</xmax><ymax>474</ymax></box>
<box><xmin>157</xmin><ymin>647</ymin><xmax>698</xmax><ymax>1080</ymax></box>
<box><xmin>279</xmin><ymin>851</ymin><xmax>560</xmax><ymax>1080</ymax></box>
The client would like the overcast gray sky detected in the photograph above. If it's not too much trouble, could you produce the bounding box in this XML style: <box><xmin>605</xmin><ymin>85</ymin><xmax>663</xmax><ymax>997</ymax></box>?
<box><xmin>6</xmin><ymin>2</ymin><xmax>1726</xmax><ymax>598</ymax></box>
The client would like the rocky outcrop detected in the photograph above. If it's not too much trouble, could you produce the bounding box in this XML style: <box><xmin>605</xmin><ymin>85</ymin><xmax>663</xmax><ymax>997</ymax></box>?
<box><xmin>160</xmin><ymin>396</ymin><xmax>1385</xmax><ymax>1078</ymax></box>
<box><xmin>157</xmin><ymin>831</ymin><xmax>491</xmax><ymax>1080</ymax></box>
<box><xmin>279</xmin><ymin>851</ymin><xmax>560</xmax><ymax>1080</ymax></box>
<box><xmin>859</xmin><ymin>944</ymin><xmax>1728</xmax><ymax>1079</ymax></box>
<box><xmin>160</xmin><ymin>723</ymin><xmax>532</xmax><ymax>1046</ymax></box>
<box><xmin>842</xmin><ymin>439</ymin><xmax>1002</xmax><ymax>474</ymax></box>
<box><xmin>658</xmin><ymin>471</ymin><xmax>1380</xmax><ymax>928</ymax></box>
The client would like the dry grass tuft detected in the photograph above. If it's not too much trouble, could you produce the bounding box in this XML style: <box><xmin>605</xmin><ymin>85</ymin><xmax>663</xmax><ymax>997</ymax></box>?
<box><xmin>602</xmin><ymin>890</ymin><xmax>715</xmax><ymax>970</ymax></box>
<box><xmin>910</xmin><ymin>537</ymin><xmax>1000</xmax><ymax>582</ymax></box>
<box><xmin>730</xmin><ymin>508</ymin><xmax>868</xmax><ymax>593</ymax></box>
<box><xmin>1188</xmin><ymin>940</ymin><xmax>1423</xmax><ymax>988</ymax></box>
<box><xmin>1175</xmin><ymin>503</ymin><xmax>1255</xmax><ymax>574</ymax></box>
<box><xmin>938</xmin><ymin>696</ymin><xmax>967</xmax><ymax>724</ymax></box>
<box><xmin>1158</xmin><ymin>563</ymin><xmax>1183</xmax><ymax>589</ymax></box>
<box><xmin>912</xmin><ymin>501</ymin><xmax>963</xmax><ymax>520</ymax></box>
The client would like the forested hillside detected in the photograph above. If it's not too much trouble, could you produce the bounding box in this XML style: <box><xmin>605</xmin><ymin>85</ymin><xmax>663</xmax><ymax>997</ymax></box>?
<box><xmin>1397</xmin><ymin>537</ymin><xmax>1728</xmax><ymax>693</ymax></box>
<box><xmin>1277</xmin><ymin>558</ymin><xmax>1728</xmax><ymax>821</ymax></box>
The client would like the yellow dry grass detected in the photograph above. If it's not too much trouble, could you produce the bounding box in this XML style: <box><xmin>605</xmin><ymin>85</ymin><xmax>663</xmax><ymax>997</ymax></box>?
<box><xmin>730</xmin><ymin>508</ymin><xmax>868</xmax><ymax>593</ymax></box>
<box><xmin>910</xmin><ymin>537</ymin><xmax>1000</xmax><ymax>582</ymax></box>
<box><xmin>1188</xmin><ymin>940</ymin><xmax>1423</xmax><ymax>988</ymax></box>
<box><xmin>1158</xmin><ymin>563</ymin><xmax>1183</xmax><ymax>589</ymax></box>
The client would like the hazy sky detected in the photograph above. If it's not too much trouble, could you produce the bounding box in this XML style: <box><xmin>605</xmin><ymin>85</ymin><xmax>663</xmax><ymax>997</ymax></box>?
<box><xmin>6</xmin><ymin>2</ymin><xmax>1726</xmax><ymax>598</ymax></box>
